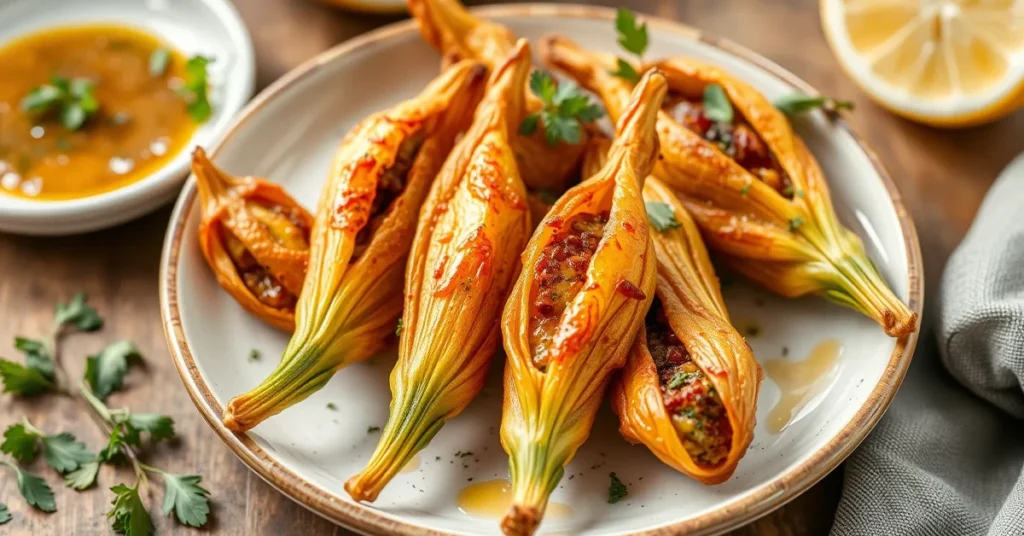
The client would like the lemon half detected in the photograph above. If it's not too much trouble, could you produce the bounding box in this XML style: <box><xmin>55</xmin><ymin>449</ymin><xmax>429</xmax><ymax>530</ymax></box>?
<box><xmin>821</xmin><ymin>0</ymin><xmax>1024</xmax><ymax>127</ymax></box>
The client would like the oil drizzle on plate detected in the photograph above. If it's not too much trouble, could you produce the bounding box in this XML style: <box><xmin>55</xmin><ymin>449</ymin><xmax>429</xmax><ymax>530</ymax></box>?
<box><xmin>764</xmin><ymin>338</ymin><xmax>843</xmax><ymax>434</ymax></box>
<box><xmin>456</xmin><ymin>479</ymin><xmax>572</xmax><ymax>520</ymax></box>
<box><xmin>399</xmin><ymin>453</ymin><xmax>421</xmax><ymax>474</ymax></box>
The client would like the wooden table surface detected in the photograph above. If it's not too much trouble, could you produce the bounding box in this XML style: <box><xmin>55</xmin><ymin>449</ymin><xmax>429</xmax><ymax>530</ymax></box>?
<box><xmin>1</xmin><ymin>0</ymin><xmax>1021</xmax><ymax>534</ymax></box>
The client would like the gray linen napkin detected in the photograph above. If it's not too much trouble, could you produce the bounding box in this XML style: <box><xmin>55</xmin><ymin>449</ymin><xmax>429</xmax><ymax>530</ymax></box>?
<box><xmin>831</xmin><ymin>153</ymin><xmax>1024</xmax><ymax>536</ymax></box>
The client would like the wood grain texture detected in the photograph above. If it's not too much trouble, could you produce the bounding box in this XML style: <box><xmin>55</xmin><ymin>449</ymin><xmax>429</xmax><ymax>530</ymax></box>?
<box><xmin>0</xmin><ymin>0</ymin><xmax>1020</xmax><ymax>534</ymax></box>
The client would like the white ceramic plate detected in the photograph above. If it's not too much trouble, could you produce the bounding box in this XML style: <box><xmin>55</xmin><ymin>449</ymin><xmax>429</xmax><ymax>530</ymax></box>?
<box><xmin>160</xmin><ymin>5</ymin><xmax>923</xmax><ymax>535</ymax></box>
<box><xmin>0</xmin><ymin>0</ymin><xmax>254</xmax><ymax>235</ymax></box>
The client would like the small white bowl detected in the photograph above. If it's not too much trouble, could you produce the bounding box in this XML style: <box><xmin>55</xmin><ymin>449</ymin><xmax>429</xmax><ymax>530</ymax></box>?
<box><xmin>0</xmin><ymin>0</ymin><xmax>254</xmax><ymax>236</ymax></box>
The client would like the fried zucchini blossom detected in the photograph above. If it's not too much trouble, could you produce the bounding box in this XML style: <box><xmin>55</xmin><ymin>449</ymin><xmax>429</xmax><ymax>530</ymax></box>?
<box><xmin>542</xmin><ymin>36</ymin><xmax>916</xmax><ymax>337</ymax></box>
<box><xmin>221</xmin><ymin>60</ymin><xmax>486</xmax><ymax>432</ymax></box>
<box><xmin>344</xmin><ymin>41</ymin><xmax>534</xmax><ymax>503</ymax></box>
<box><xmin>193</xmin><ymin>148</ymin><xmax>313</xmax><ymax>331</ymax></box>
<box><xmin>408</xmin><ymin>0</ymin><xmax>590</xmax><ymax>197</ymax></box>
<box><xmin>498</xmin><ymin>71</ymin><xmax>666</xmax><ymax>536</ymax></box>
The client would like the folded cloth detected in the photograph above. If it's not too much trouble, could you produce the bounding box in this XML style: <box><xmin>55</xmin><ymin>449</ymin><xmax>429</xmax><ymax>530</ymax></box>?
<box><xmin>831</xmin><ymin>153</ymin><xmax>1024</xmax><ymax>536</ymax></box>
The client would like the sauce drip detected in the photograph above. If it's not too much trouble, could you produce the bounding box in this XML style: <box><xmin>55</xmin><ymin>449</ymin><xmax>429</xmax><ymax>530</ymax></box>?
<box><xmin>764</xmin><ymin>339</ymin><xmax>843</xmax><ymax>434</ymax></box>
<box><xmin>456</xmin><ymin>479</ymin><xmax>571</xmax><ymax>520</ymax></box>
<box><xmin>0</xmin><ymin>25</ymin><xmax>197</xmax><ymax>201</ymax></box>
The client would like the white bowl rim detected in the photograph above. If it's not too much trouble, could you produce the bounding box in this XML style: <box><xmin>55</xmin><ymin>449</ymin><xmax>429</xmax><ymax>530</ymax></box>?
<box><xmin>0</xmin><ymin>0</ymin><xmax>255</xmax><ymax>229</ymax></box>
<box><xmin>159</xmin><ymin>4</ymin><xmax>924</xmax><ymax>535</ymax></box>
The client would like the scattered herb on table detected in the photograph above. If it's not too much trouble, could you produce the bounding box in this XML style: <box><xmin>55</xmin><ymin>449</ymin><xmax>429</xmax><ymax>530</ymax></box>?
<box><xmin>611</xmin><ymin>8</ymin><xmax>648</xmax><ymax>83</ymax></box>
<box><xmin>0</xmin><ymin>293</ymin><xmax>212</xmax><ymax>532</ymax></box>
<box><xmin>520</xmin><ymin>71</ymin><xmax>603</xmax><ymax>146</ymax></box>
<box><xmin>607</xmin><ymin>472</ymin><xmax>628</xmax><ymax>503</ymax></box>
<box><xmin>645</xmin><ymin>201</ymin><xmax>681</xmax><ymax>232</ymax></box>
<box><xmin>21</xmin><ymin>76</ymin><xmax>100</xmax><ymax>131</ymax></box>
<box><xmin>774</xmin><ymin>92</ymin><xmax>854</xmax><ymax>116</ymax></box>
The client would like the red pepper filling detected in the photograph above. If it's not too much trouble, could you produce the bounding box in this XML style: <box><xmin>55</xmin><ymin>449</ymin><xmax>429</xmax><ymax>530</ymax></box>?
<box><xmin>646</xmin><ymin>298</ymin><xmax>732</xmax><ymax>467</ymax></box>
<box><xmin>664</xmin><ymin>95</ymin><xmax>794</xmax><ymax>198</ymax></box>
<box><xmin>529</xmin><ymin>211</ymin><xmax>609</xmax><ymax>369</ymax></box>
<box><xmin>353</xmin><ymin>131</ymin><xmax>425</xmax><ymax>257</ymax></box>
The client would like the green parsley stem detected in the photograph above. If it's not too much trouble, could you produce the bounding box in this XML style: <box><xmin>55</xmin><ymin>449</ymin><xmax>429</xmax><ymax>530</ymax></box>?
<box><xmin>78</xmin><ymin>381</ymin><xmax>149</xmax><ymax>487</ymax></box>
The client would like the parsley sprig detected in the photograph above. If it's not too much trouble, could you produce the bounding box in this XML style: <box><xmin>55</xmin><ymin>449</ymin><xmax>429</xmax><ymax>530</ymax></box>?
<box><xmin>520</xmin><ymin>71</ymin><xmax>603</xmax><ymax>146</ymax></box>
<box><xmin>774</xmin><ymin>92</ymin><xmax>855</xmax><ymax>116</ymax></box>
<box><xmin>645</xmin><ymin>201</ymin><xmax>681</xmax><ymax>233</ymax></box>
<box><xmin>180</xmin><ymin>56</ymin><xmax>213</xmax><ymax>123</ymax></box>
<box><xmin>0</xmin><ymin>293</ymin><xmax>211</xmax><ymax>532</ymax></box>
<box><xmin>21</xmin><ymin>77</ymin><xmax>100</xmax><ymax>131</ymax></box>
<box><xmin>611</xmin><ymin>8</ymin><xmax>649</xmax><ymax>83</ymax></box>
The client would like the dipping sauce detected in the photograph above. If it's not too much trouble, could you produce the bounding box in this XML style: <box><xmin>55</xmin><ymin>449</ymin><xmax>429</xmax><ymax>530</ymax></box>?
<box><xmin>0</xmin><ymin>25</ymin><xmax>199</xmax><ymax>201</ymax></box>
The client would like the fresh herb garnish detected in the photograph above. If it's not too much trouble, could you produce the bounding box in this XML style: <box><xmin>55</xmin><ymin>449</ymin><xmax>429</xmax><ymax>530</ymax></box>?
<box><xmin>607</xmin><ymin>472</ymin><xmax>628</xmax><ymax>503</ymax></box>
<box><xmin>55</xmin><ymin>292</ymin><xmax>104</xmax><ymax>331</ymax></box>
<box><xmin>149</xmin><ymin>48</ymin><xmax>171</xmax><ymax>77</ymax></box>
<box><xmin>788</xmin><ymin>216</ymin><xmax>805</xmax><ymax>232</ymax></box>
<box><xmin>395</xmin><ymin>318</ymin><xmax>403</xmax><ymax>337</ymax></box>
<box><xmin>702</xmin><ymin>83</ymin><xmax>734</xmax><ymax>123</ymax></box>
<box><xmin>645</xmin><ymin>201</ymin><xmax>681</xmax><ymax>232</ymax></box>
<box><xmin>248</xmin><ymin>348</ymin><xmax>261</xmax><ymax>362</ymax></box>
<box><xmin>0</xmin><ymin>503</ymin><xmax>10</xmax><ymax>524</ymax></box>
<box><xmin>326</xmin><ymin>402</ymin><xmax>337</xmax><ymax>411</ymax></box>
<box><xmin>152</xmin><ymin>469</ymin><xmax>211</xmax><ymax>527</ymax></box>
<box><xmin>611</xmin><ymin>8</ymin><xmax>648</xmax><ymax>83</ymax></box>
<box><xmin>739</xmin><ymin>182</ymin><xmax>751</xmax><ymax>196</ymax></box>
<box><xmin>367</xmin><ymin>426</ymin><xmax>380</xmax><ymax>434</ymax></box>
<box><xmin>180</xmin><ymin>56</ymin><xmax>213</xmax><ymax>123</ymax></box>
<box><xmin>84</xmin><ymin>340</ymin><xmax>142</xmax><ymax>401</ymax></box>
<box><xmin>21</xmin><ymin>76</ymin><xmax>99</xmax><ymax>131</ymax></box>
<box><xmin>520</xmin><ymin>71</ymin><xmax>603</xmax><ymax>146</ymax></box>
<box><xmin>1</xmin><ymin>459</ymin><xmax>56</xmax><ymax>512</ymax></box>
<box><xmin>0</xmin><ymin>360</ymin><xmax>54</xmax><ymax>396</ymax></box>
<box><xmin>774</xmin><ymin>92</ymin><xmax>854</xmax><ymax>115</ymax></box>
<box><xmin>2</xmin><ymin>421</ymin><xmax>95</xmax><ymax>475</ymax></box>
<box><xmin>667</xmin><ymin>371</ymin><xmax>695</xmax><ymax>389</ymax></box>
<box><xmin>65</xmin><ymin>461</ymin><xmax>101</xmax><ymax>491</ymax></box>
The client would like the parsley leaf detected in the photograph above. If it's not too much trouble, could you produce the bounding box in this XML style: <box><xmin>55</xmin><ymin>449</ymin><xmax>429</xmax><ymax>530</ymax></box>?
<box><xmin>149</xmin><ymin>48</ymin><xmax>171</xmax><ymax>77</ymax></box>
<box><xmin>2</xmin><ymin>460</ymin><xmax>56</xmax><ymax>512</ymax></box>
<box><xmin>85</xmin><ymin>340</ymin><xmax>142</xmax><ymax>401</ymax></box>
<box><xmin>126</xmin><ymin>414</ymin><xmax>175</xmax><ymax>442</ymax></box>
<box><xmin>611</xmin><ymin>58</ymin><xmax>640</xmax><ymax>84</ymax></box>
<box><xmin>703</xmin><ymin>84</ymin><xmax>734</xmax><ymax>123</ymax></box>
<box><xmin>668</xmin><ymin>371</ymin><xmax>696</xmax><ymax>389</ymax></box>
<box><xmin>645</xmin><ymin>201</ymin><xmax>681</xmax><ymax>232</ymax></box>
<box><xmin>607</xmin><ymin>472</ymin><xmax>628</xmax><ymax>503</ymax></box>
<box><xmin>180</xmin><ymin>56</ymin><xmax>213</xmax><ymax>123</ymax></box>
<box><xmin>54</xmin><ymin>292</ymin><xmax>104</xmax><ymax>332</ymax></box>
<box><xmin>158</xmin><ymin>472</ymin><xmax>211</xmax><ymax>527</ymax></box>
<box><xmin>108</xmin><ymin>482</ymin><xmax>153</xmax><ymax>536</ymax></box>
<box><xmin>15</xmin><ymin>337</ymin><xmax>54</xmax><ymax>379</ymax></box>
<box><xmin>21</xmin><ymin>76</ymin><xmax>99</xmax><ymax>131</ymax></box>
<box><xmin>99</xmin><ymin>422</ymin><xmax>137</xmax><ymax>462</ymax></box>
<box><xmin>0</xmin><ymin>503</ymin><xmax>9</xmax><ymax>525</ymax></box>
<box><xmin>42</xmin><ymin>433</ymin><xmax>96</xmax><ymax>474</ymax></box>
<box><xmin>2</xmin><ymin>424</ymin><xmax>40</xmax><ymax>463</ymax></box>
<box><xmin>774</xmin><ymin>92</ymin><xmax>854</xmax><ymax>115</ymax></box>
<box><xmin>615</xmin><ymin>8</ymin><xmax>648</xmax><ymax>56</ymax></box>
<box><xmin>0</xmin><ymin>359</ymin><xmax>54</xmax><ymax>396</ymax></box>
<box><xmin>65</xmin><ymin>461</ymin><xmax>100</xmax><ymax>491</ymax></box>
<box><xmin>521</xmin><ymin>72</ymin><xmax>603</xmax><ymax>146</ymax></box>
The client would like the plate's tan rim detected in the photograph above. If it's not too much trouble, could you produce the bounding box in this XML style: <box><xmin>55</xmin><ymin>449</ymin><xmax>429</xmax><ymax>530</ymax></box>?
<box><xmin>159</xmin><ymin>4</ymin><xmax>924</xmax><ymax>536</ymax></box>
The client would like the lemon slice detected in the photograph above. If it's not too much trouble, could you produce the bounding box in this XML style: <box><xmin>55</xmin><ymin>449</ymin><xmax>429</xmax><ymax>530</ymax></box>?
<box><xmin>821</xmin><ymin>0</ymin><xmax>1024</xmax><ymax>127</ymax></box>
